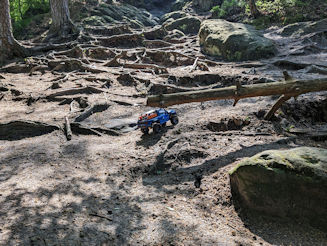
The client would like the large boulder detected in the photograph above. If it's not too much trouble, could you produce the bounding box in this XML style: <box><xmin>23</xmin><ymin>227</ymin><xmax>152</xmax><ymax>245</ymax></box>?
<box><xmin>164</xmin><ymin>16</ymin><xmax>201</xmax><ymax>34</ymax></box>
<box><xmin>171</xmin><ymin>0</ymin><xmax>191</xmax><ymax>11</ymax></box>
<box><xmin>85</xmin><ymin>3</ymin><xmax>158</xmax><ymax>28</ymax></box>
<box><xmin>199</xmin><ymin>19</ymin><xmax>276</xmax><ymax>61</ymax></box>
<box><xmin>230</xmin><ymin>147</ymin><xmax>327</xmax><ymax>231</ymax></box>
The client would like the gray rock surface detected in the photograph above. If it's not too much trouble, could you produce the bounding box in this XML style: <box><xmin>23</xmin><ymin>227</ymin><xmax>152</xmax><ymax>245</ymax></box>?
<box><xmin>199</xmin><ymin>19</ymin><xmax>276</xmax><ymax>61</ymax></box>
<box><xmin>230</xmin><ymin>147</ymin><xmax>327</xmax><ymax>231</ymax></box>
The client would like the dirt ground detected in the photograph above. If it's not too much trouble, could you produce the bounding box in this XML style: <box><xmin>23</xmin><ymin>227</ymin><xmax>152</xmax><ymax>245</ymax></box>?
<box><xmin>1</xmin><ymin>11</ymin><xmax>327</xmax><ymax>245</ymax></box>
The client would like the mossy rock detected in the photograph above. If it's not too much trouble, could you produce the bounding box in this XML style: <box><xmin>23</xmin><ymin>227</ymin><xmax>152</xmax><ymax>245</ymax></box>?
<box><xmin>171</xmin><ymin>0</ymin><xmax>191</xmax><ymax>11</ymax></box>
<box><xmin>278</xmin><ymin>18</ymin><xmax>327</xmax><ymax>37</ymax></box>
<box><xmin>164</xmin><ymin>16</ymin><xmax>201</xmax><ymax>34</ymax></box>
<box><xmin>230</xmin><ymin>147</ymin><xmax>327</xmax><ymax>231</ymax></box>
<box><xmin>84</xmin><ymin>3</ymin><xmax>157</xmax><ymax>28</ymax></box>
<box><xmin>199</xmin><ymin>19</ymin><xmax>276</xmax><ymax>61</ymax></box>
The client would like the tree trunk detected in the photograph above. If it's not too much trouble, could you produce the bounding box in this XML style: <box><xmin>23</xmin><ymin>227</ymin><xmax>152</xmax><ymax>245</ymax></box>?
<box><xmin>147</xmin><ymin>78</ymin><xmax>327</xmax><ymax>109</ymax></box>
<box><xmin>248</xmin><ymin>0</ymin><xmax>260</xmax><ymax>18</ymax></box>
<box><xmin>0</xmin><ymin>0</ymin><xmax>27</xmax><ymax>63</ymax></box>
<box><xmin>48</xmin><ymin>0</ymin><xmax>76</xmax><ymax>40</ymax></box>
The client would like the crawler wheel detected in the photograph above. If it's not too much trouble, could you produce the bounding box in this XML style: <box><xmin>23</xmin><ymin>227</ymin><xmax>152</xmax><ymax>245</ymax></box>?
<box><xmin>141</xmin><ymin>128</ymin><xmax>149</xmax><ymax>134</ymax></box>
<box><xmin>170</xmin><ymin>116</ymin><xmax>179</xmax><ymax>125</ymax></box>
<box><xmin>153</xmin><ymin>123</ymin><xmax>162</xmax><ymax>134</ymax></box>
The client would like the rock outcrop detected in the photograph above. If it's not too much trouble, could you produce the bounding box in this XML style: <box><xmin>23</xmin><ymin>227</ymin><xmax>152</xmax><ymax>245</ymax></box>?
<box><xmin>230</xmin><ymin>147</ymin><xmax>327</xmax><ymax>231</ymax></box>
<box><xmin>199</xmin><ymin>19</ymin><xmax>276</xmax><ymax>61</ymax></box>
<box><xmin>164</xmin><ymin>16</ymin><xmax>201</xmax><ymax>34</ymax></box>
<box><xmin>83</xmin><ymin>2</ymin><xmax>158</xmax><ymax>28</ymax></box>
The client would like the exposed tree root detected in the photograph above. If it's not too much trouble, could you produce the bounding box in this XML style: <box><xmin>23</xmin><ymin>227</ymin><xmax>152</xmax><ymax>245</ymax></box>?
<box><xmin>74</xmin><ymin>103</ymin><xmax>111</xmax><ymax>122</ymax></box>
<box><xmin>104</xmin><ymin>51</ymin><xmax>127</xmax><ymax>67</ymax></box>
<box><xmin>46</xmin><ymin>86</ymin><xmax>106</xmax><ymax>101</ymax></box>
<box><xmin>70</xmin><ymin>122</ymin><xmax>120</xmax><ymax>136</ymax></box>
<box><xmin>273</xmin><ymin>60</ymin><xmax>309</xmax><ymax>70</ymax></box>
<box><xmin>0</xmin><ymin>64</ymin><xmax>32</xmax><ymax>73</ymax></box>
<box><xmin>48</xmin><ymin>59</ymin><xmax>106</xmax><ymax>73</ymax></box>
<box><xmin>124</xmin><ymin>63</ymin><xmax>168</xmax><ymax>74</ymax></box>
<box><xmin>85</xmin><ymin>25</ymin><xmax>132</xmax><ymax>36</ymax></box>
<box><xmin>54</xmin><ymin>46</ymin><xmax>85</xmax><ymax>58</ymax></box>
<box><xmin>31</xmin><ymin>41</ymin><xmax>78</xmax><ymax>53</ymax></box>
<box><xmin>0</xmin><ymin>120</ymin><xmax>60</xmax><ymax>141</ymax></box>
<box><xmin>85</xmin><ymin>47</ymin><xmax>116</xmax><ymax>60</ymax></box>
<box><xmin>144</xmin><ymin>40</ymin><xmax>173</xmax><ymax>48</ymax></box>
<box><xmin>97</xmin><ymin>34</ymin><xmax>144</xmax><ymax>48</ymax></box>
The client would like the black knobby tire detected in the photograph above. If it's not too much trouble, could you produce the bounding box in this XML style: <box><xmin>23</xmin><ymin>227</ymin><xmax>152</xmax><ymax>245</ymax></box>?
<box><xmin>141</xmin><ymin>128</ymin><xmax>149</xmax><ymax>134</ymax></box>
<box><xmin>170</xmin><ymin>116</ymin><xmax>179</xmax><ymax>125</ymax></box>
<box><xmin>153</xmin><ymin>123</ymin><xmax>162</xmax><ymax>133</ymax></box>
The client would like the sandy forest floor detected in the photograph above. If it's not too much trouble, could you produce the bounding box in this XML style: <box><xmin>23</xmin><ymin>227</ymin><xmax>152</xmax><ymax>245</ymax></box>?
<box><xmin>1</xmin><ymin>10</ymin><xmax>327</xmax><ymax>245</ymax></box>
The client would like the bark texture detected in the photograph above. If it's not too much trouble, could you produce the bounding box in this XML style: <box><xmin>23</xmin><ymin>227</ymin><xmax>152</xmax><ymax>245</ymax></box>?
<box><xmin>48</xmin><ymin>0</ymin><xmax>75</xmax><ymax>39</ymax></box>
<box><xmin>248</xmin><ymin>0</ymin><xmax>260</xmax><ymax>17</ymax></box>
<box><xmin>147</xmin><ymin>78</ymin><xmax>327</xmax><ymax>108</ymax></box>
<box><xmin>0</xmin><ymin>0</ymin><xmax>26</xmax><ymax>63</ymax></box>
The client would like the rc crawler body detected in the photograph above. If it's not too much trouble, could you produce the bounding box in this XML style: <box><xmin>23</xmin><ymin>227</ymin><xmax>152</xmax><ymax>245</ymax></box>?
<box><xmin>137</xmin><ymin>108</ymin><xmax>178</xmax><ymax>134</ymax></box>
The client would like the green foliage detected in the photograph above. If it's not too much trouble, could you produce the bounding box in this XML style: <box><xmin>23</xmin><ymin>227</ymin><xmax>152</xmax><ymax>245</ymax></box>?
<box><xmin>211</xmin><ymin>0</ymin><xmax>245</xmax><ymax>18</ymax></box>
<box><xmin>210</xmin><ymin>0</ymin><xmax>327</xmax><ymax>28</ymax></box>
<box><xmin>247</xmin><ymin>0</ymin><xmax>327</xmax><ymax>28</ymax></box>
<box><xmin>9</xmin><ymin>0</ymin><xmax>50</xmax><ymax>34</ymax></box>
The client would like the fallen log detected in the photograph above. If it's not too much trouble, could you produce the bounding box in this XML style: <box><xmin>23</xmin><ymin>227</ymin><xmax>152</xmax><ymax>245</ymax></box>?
<box><xmin>146</xmin><ymin>77</ymin><xmax>327</xmax><ymax>117</ymax></box>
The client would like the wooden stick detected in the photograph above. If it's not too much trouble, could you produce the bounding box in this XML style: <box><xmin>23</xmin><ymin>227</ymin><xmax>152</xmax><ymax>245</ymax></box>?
<box><xmin>264</xmin><ymin>94</ymin><xmax>293</xmax><ymax>120</ymax></box>
<box><xmin>65</xmin><ymin>117</ymin><xmax>72</xmax><ymax>141</ymax></box>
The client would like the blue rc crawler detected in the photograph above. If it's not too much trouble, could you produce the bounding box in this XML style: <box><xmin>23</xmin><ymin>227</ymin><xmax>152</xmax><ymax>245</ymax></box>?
<box><xmin>137</xmin><ymin>108</ymin><xmax>179</xmax><ymax>134</ymax></box>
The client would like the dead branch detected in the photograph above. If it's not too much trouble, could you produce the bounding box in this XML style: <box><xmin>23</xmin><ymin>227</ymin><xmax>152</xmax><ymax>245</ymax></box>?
<box><xmin>264</xmin><ymin>95</ymin><xmax>294</xmax><ymax>120</ymax></box>
<box><xmin>64</xmin><ymin>117</ymin><xmax>73</xmax><ymax>141</ymax></box>
<box><xmin>147</xmin><ymin>77</ymin><xmax>327</xmax><ymax>113</ymax></box>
